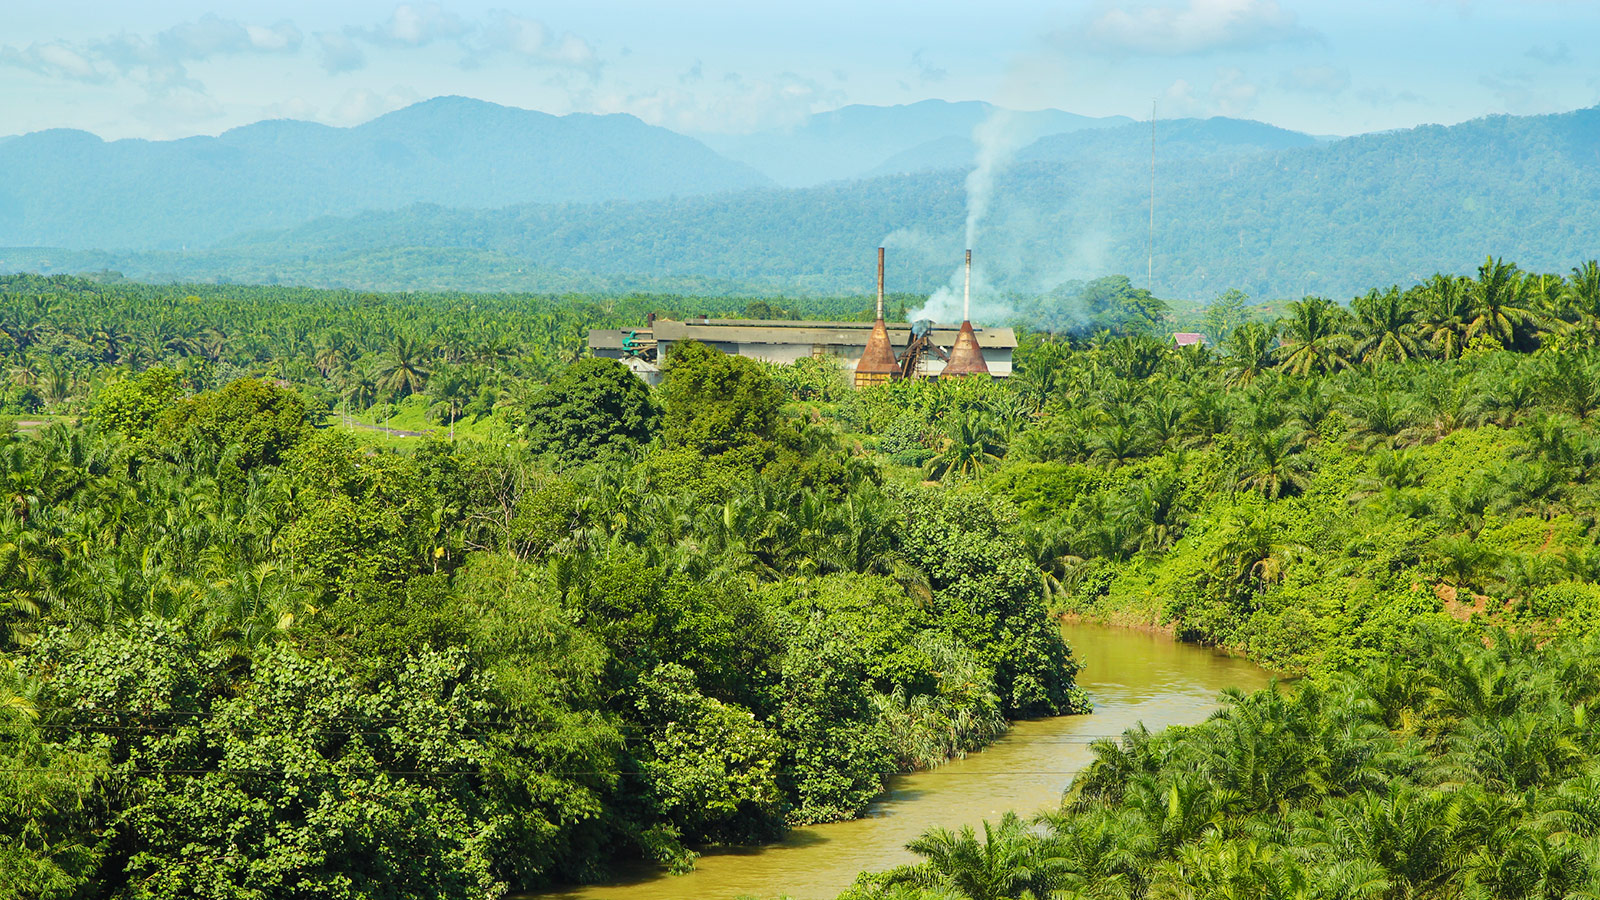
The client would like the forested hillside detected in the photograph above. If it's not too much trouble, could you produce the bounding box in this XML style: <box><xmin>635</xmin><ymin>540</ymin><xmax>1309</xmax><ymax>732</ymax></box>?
<box><xmin>697</xmin><ymin>99</ymin><xmax>1131</xmax><ymax>186</ymax></box>
<box><xmin>18</xmin><ymin>106</ymin><xmax>1592</xmax><ymax>302</ymax></box>
<box><xmin>0</xmin><ymin>96</ymin><xmax>771</xmax><ymax>250</ymax></box>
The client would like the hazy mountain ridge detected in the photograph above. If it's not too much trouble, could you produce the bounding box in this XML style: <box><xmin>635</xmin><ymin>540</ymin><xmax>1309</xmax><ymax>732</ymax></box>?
<box><xmin>0</xmin><ymin>96</ymin><xmax>772</xmax><ymax>251</ymax></box>
<box><xmin>698</xmin><ymin>99</ymin><xmax>1132</xmax><ymax>186</ymax></box>
<box><xmin>864</xmin><ymin>115</ymin><xmax>1320</xmax><ymax>179</ymax></box>
<box><xmin>5</xmin><ymin>102</ymin><xmax>1600</xmax><ymax>302</ymax></box>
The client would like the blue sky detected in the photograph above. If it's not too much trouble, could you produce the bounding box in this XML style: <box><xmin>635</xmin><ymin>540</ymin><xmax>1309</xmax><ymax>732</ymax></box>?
<box><xmin>4</xmin><ymin>0</ymin><xmax>1598</xmax><ymax>140</ymax></box>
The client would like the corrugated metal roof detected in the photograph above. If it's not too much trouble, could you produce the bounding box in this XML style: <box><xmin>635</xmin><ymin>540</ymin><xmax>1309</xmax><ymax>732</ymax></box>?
<box><xmin>650</xmin><ymin>318</ymin><xmax>1017</xmax><ymax>349</ymax></box>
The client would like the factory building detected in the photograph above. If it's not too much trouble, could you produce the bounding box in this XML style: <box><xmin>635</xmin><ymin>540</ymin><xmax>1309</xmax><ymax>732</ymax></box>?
<box><xmin>586</xmin><ymin>246</ymin><xmax>1011</xmax><ymax>386</ymax></box>
<box><xmin>587</xmin><ymin>318</ymin><xmax>1015</xmax><ymax>385</ymax></box>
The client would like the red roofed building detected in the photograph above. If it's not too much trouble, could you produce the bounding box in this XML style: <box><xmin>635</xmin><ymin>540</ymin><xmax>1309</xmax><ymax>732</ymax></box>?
<box><xmin>1172</xmin><ymin>332</ymin><xmax>1205</xmax><ymax>347</ymax></box>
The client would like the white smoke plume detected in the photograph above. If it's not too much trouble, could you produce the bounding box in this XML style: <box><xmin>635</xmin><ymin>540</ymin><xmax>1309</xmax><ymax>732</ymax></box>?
<box><xmin>903</xmin><ymin>107</ymin><xmax>1032</xmax><ymax>323</ymax></box>
<box><xmin>964</xmin><ymin>108</ymin><xmax>1023</xmax><ymax>250</ymax></box>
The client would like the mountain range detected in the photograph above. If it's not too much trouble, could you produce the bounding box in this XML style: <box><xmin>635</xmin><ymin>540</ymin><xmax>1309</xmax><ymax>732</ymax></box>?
<box><xmin>3</xmin><ymin>96</ymin><xmax>1599</xmax><ymax>302</ymax></box>
<box><xmin>696</xmin><ymin>99</ymin><xmax>1132</xmax><ymax>186</ymax></box>
<box><xmin>0</xmin><ymin>96</ymin><xmax>771</xmax><ymax>250</ymax></box>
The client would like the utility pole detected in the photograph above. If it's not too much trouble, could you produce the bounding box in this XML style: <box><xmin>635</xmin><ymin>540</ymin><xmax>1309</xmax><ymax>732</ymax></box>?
<box><xmin>1149</xmin><ymin>99</ymin><xmax>1156</xmax><ymax>294</ymax></box>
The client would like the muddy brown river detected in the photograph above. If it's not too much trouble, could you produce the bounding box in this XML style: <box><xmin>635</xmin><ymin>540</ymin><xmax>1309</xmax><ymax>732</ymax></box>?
<box><xmin>536</xmin><ymin>621</ymin><xmax>1273</xmax><ymax>900</ymax></box>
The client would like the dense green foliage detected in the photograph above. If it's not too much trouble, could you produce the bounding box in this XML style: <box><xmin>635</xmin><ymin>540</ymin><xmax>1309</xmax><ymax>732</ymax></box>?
<box><xmin>12</xmin><ymin>247</ymin><xmax>1600</xmax><ymax>899</ymax></box>
<box><xmin>0</xmin><ymin>284</ymin><xmax>1085</xmax><ymax>898</ymax></box>
<box><xmin>847</xmin><ymin>627</ymin><xmax>1600</xmax><ymax>900</ymax></box>
<box><xmin>0</xmin><ymin>273</ymin><xmax>878</xmax><ymax>425</ymax></box>
<box><xmin>803</xmin><ymin>257</ymin><xmax>1600</xmax><ymax>676</ymax></box>
<box><xmin>830</xmin><ymin>251</ymin><xmax>1600</xmax><ymax>899</ymax></box>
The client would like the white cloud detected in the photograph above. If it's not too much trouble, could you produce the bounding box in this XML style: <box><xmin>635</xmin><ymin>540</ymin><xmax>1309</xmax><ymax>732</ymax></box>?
<box><xmin>132</xmin><ymin>87</ymin><xmax>226</xmax><ymax>129</ymax></box>
<box><xmin>1211</xmin><ymin>67</ymin><xmax>1259</xmax><ymax>116</ymax></box>
<box><xmin>261</xmin><ymin>97</ymin><xmax>320</xmax><ymax>121</ymax></box>
<box><xmin>316</xmin><ymin>32</ymin><xmax>365</xmax><ymax>74</ymax></box>
<box><xmin>2</xmin><ymin>14</ymin><xmax>301</xmax><ymax>93</ymax></box>
<box><xmin>329</xmin><ymin>86</ymin><xmax>421</xmax><ymax>125</ymax></box>
<box><xmin>1160</xmin><ymin>78</ymin><xmax>1205</xmax><ymax>117</ymax></box>
<box><xmin>1157</xmin><ymin>69</ymin><xmax>1263</xmax><ymax>118</ymax></box>
<box><xmin>912</xmin><ymin>49</ymin><xmax>947</xmax><ymax>83</ymax></box>
<box><xmin>615</xmin><ymin>71</ymin><xmax>843</xmax><ymax>134</ymax></box>
<box><xmin>1081</xmin><ymin>0</ymin><xmax>1316</xmax><ymax>56</ymax></box>
<box><xmin>246</xmin><ymin>24</ymin><xmax>302</xmax><ymax>53</ymax></box>
<box><xmin>362</xmin><ymin>4</ymin><xmax>468</xmax><ymax>48</ymax></box>
<box><xmin>470</xmin><ymin>12</ymin><xmax>600</xmax><ymax>75</ymax></box>
<box><xmin>1279</xmin><ymin>64</ymin><xmax>1349</xmax><ymax>95</ymax></box>
<box><xmin>0</xmin><ymin>41</ymin><xmax>107</xmax><ymax>82</ymax></box>
<box><xmin>1525</xmin><ymin>42</ymin><xmax>1570</xmax><ymax>65</ymax></box>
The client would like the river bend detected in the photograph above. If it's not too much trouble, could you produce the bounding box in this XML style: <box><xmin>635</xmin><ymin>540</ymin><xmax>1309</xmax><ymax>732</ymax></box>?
<box><xmin>538</xmin><ymin>621</ymin><xmax>1272</xmax><ymax>900</ymax></box>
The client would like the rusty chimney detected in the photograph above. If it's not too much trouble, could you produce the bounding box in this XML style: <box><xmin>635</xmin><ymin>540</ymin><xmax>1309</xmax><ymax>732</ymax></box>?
<box><xmin>942</xmin><ymin>248</ymin><xmax>991</xmax><ymax>378</ymax></box>
<box><xmin>877</xmin><ymin>245</ymin><xmax>886</xmax><ymax>320</ymax></box>
<box><xmin>963</xmin><ymin>248</ymin><xmax>971</xmax><ymax>322</ymax></box>
<box><xmin>855</xmin><ymin>246</ymin><xmax>903</xmax><ymax>388</ymax></box>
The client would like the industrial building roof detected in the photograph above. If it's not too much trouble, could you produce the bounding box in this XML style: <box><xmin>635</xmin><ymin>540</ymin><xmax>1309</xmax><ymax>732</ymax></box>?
<box><xmin>639</xmin><ymin>318</ymin><xmax>1018</xmax><ymax>349</ymax></box>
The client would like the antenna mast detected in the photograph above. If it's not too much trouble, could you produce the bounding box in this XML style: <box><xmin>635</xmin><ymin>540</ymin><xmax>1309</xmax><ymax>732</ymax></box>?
<box><xmin>1148</xmin><ymin>99</ymin><xmax>1156</xmax><ymax>293</ymax></box>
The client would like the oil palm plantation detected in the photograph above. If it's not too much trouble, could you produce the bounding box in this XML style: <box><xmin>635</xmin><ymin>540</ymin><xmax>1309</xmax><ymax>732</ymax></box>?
<box><xmin>882</xmin><ymin>812</ymin><xmax>1063</xmax><ymax>900</ymax></box>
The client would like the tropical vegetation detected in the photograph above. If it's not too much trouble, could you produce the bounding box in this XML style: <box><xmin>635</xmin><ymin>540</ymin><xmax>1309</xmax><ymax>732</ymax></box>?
<box><xmin>8</xmin><ymin>251</ymin><xmax>1600</xmax><ymax>898</ymax></box>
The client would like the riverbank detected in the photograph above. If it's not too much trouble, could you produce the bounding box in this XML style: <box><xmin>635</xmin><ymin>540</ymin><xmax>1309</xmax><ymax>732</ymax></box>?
<box><xmin>528</xmin><ymin>621</ymin><xmax>1271</xmax><ymax>900</ymax></box>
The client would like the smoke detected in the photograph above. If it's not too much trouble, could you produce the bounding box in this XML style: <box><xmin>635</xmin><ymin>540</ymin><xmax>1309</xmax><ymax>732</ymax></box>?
<box><xmin>898</xmin><ymin>107</ymin><xmax>1032</xmax><ymax>323</ymax></box>
<box><xmin>890</xmin><ymin>89</ymin><xmax>1116</xmax><ymax>325</ymax></box>
<box><xmin>964</xmin><ymin>108</ymin><xmax>1024</xmax><ymax>250</ymax></box>
<box><xmin>906</xmin><ymin>259</ymin><xmax>1016</xmax><ymax>325</ymax></box>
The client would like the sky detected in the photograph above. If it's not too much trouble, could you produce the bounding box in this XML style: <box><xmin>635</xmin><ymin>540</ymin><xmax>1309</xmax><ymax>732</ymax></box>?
<box><xmin>3</xmin><ymin>0</ymin><xmax>1599</xmax><ymax>141</ymax></box>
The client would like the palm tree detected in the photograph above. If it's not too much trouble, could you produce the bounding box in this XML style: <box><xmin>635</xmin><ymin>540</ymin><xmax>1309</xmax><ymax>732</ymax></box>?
<box><xmin>924</xmin><ymin>413</ymin><xmax>1006</xmax><ymax>481</ymax></box>
<box><xmin>1277</xmin><ymin>298</ymin><xmax>1353</xmax><ymax>376</ymax></box>
<box><xmin>1417</xmin><ymin>274</ymin><xmax>1474</xmax><ymax>360</ymax></box>
<box><xmin>1468</xmin><ymin>256</ymin><xmax>1537</xmax><ymax>349</ymax></box>
<box><xmin>1346</xmin><ymin>385</ymin><xmax>1421</xmax><ymax>450</ymax></box>
<box><xmin>40</xmin><ymin>359</ymin><xmax>73</xmax><ymax>407</ymax></box>
<box><xmin>1557</xmin><ymin>260</ymin><xmax>1600</xmax><ymax>346</ymax></box>
<box><xmin>1352</xmin><ymin>287</ymin><xmax>1422</xmax><ymax>364</ymax></box>
<box><xmin>425</xmin><ymin>368</ymin><xmax>474</xmax><ymax>440</ymax></box>
<box><xmin>197</xmin><ymin>325</ymin><xmax>232</xmax><ymax>363</ymax></box>
<box><xmin>1222</xmin><ymin>321</ymin><xmax>1277</xmax><ymax>388</ymax></box>
<box><xmin>1210</xmin><ymin>508</ymin><xmax>1305</xmax><ymax>589</ymax></box>
<box><xmin>373</xmin><ymin>336</ymin><xmax>432</xmax><ymax>401</ymax></box>
<box><xmin>1237</xmin><ymin>427</ymin><xmax>1312</xmax><ymax>499</ymax></box>
<box><xmin>314</xmin><ymin>333</ymin><xmax>352</xmax><ymax>376</ymax></box>
<box><xmin>884</xmin><ymin>812</ymin><xmax>1062</xmax><ymax>900</ymax></box>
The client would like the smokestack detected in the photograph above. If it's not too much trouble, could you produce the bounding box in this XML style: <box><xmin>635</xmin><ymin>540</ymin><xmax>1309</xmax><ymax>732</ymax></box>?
<box><xmin>855</xmin><ymin>246</ymin><xmax>902</xmax><ymax>388</ymax></box>
<box><xmin>877</xmin><ymin>246</ymin><xmax>885</xmax><ymax>321</ymax></box>
<box><xmin>942</xmin><ymin>248</ymin><xmax>991</xmax><ymax>379</ymax></box>
<box><xmin>963</xmin><ymin>248</ymin><xmax>971</xmax><ymax>323</ymax></box>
